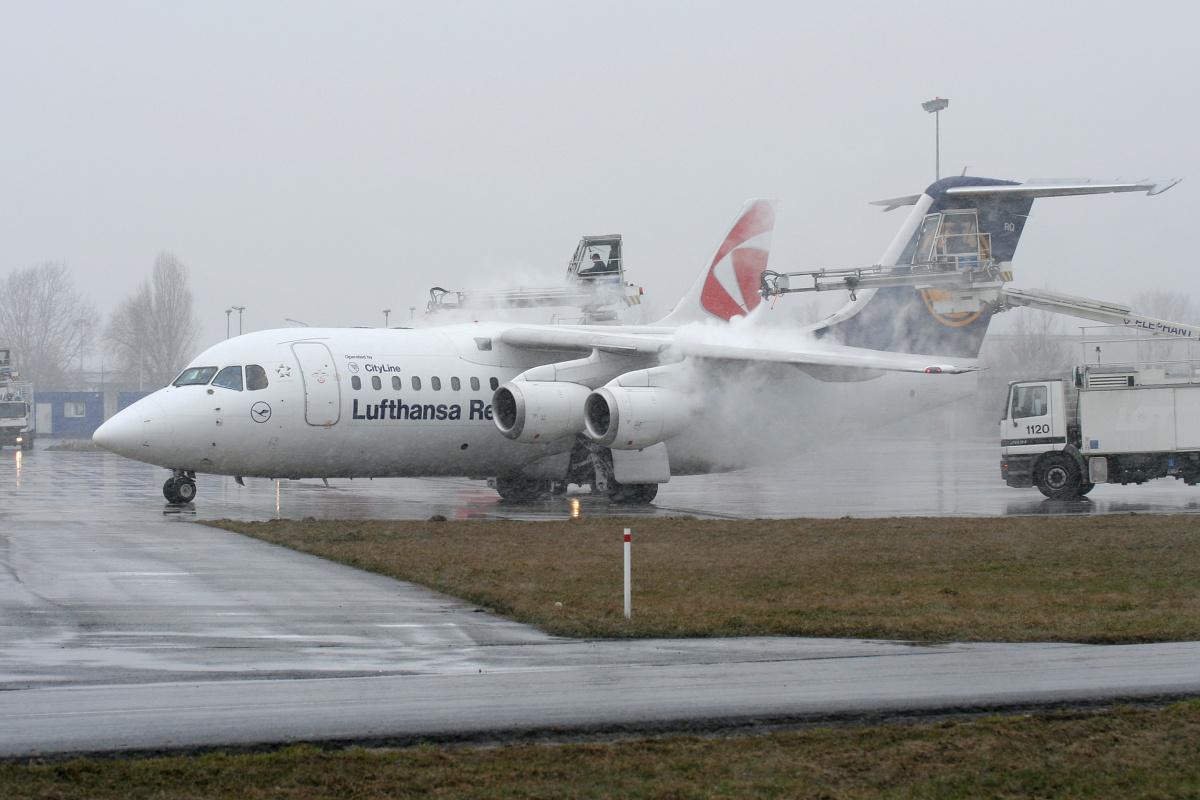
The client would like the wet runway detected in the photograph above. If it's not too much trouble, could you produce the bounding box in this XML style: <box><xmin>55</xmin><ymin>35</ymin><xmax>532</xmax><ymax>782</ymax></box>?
<box><xmin>3</xmin><ymin>436</ymin><xmax>1200</xmax><ymax>759</ymax></box>
<box><xmin>6</xmin><ymin>430</ymin><xmax>1200</xmax><ymax>522</ymax></box>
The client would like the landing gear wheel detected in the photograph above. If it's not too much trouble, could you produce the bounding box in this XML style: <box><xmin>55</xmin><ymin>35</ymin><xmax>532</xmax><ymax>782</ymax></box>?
<box><xmin>493</xmin><ymin>475</ymin><xmax>551</xmax><ymax>502</ymax></box>
<box><xmin>175</xmin><ymin>479</ymin><xmax>197</xmax><ymax>503</ymax></box>
<box><xmin>608</xmin><ymin>482</ymin><xmax>659</xmax><ymax>505</ymax></box>
<box><xmin>1035</xmin><ymin>453</ymin><xmax>1083</xmax><ymax>499</ymax></box>
<box><xmin>163</xmin><ymin>476</ymin><xmax>197</xmax><ymax>504</ymax></box>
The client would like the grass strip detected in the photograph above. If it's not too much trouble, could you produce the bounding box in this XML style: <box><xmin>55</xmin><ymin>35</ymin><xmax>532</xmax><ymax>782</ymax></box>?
<box><xmin>213</xmin><ymin>514</ymin><xmax>1200</xmax><ymax>642</ymax></box>
<box><xmin>4</xmin><ymin>702</ymin><xmax>1200</xmax><ymax>798</ymax></box>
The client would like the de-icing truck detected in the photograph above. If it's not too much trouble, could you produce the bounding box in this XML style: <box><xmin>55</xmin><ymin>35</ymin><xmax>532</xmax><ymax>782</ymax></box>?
<box><xmin>1001</xmin><ymin>328</ymin><xmax>1200</xmax><ymax>499</ymax></box>
<box><xmin>0</xmin><ymin>348</ymin><xmax>34</xmax><ymax>450</ymax></box>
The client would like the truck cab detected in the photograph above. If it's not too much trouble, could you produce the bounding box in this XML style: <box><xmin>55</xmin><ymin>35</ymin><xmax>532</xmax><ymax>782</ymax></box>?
<box><xmin>1000</xmin><ymin>379</ymin><xmax>1087</xmax><ymax>498</ymax></box>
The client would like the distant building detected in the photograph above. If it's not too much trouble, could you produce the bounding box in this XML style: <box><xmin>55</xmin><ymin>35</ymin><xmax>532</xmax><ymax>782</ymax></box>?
<box><xmin>34</xmin><ymin>390</ymin><xmax>151</xmax><ymax>438</ymax></box>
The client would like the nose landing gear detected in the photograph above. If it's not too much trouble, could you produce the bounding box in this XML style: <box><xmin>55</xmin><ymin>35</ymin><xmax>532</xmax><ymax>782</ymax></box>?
<box><xmin>163</xmin><ymin>470</ymin><xmax>197</xmax><ymax>504</ymax></box>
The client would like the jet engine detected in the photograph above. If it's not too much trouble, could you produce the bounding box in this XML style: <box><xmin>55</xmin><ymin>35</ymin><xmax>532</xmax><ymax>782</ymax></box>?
<box><xmin>584</xmin><ymin>385</ymin><xmax>691</xmax><ymax>450</ymax></box>
<box><xmin>492</xmin><ymin>380</ymin><xmax>591</xmax><ymax>443</ymax></box>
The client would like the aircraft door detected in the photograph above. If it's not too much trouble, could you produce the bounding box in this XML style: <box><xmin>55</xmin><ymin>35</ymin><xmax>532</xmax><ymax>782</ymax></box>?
<box><xmin>292</xmin><ymin>342</ymin><xmax>341</xmax><ymax>426</ymax></box>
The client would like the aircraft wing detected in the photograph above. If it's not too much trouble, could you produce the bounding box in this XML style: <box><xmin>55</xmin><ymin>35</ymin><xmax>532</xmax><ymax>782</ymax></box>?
<box><xmin>500</xmin><ymin>326</ymin><xmax>675</xmax><ymax>355</ymax></box>
<box><xmin>668</xmin><ymin>339</ymin><xmax>977</xmax><ymax>375</ymax></box>
<box><xmin>501</xmin><ymin>325</ymin><xmax>977</xmax><ymax>377</ymax></box>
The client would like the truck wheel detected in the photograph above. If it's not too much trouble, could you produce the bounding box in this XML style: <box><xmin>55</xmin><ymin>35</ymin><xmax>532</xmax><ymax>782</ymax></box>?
<box><xmin>1079</xmin><ymin>482</ymin><xmax>1095</xmax><ymax>496</ymax></box>
<box><xmin>1035</xmin><ymin>453</ymin><xmax>1083</xmax><ymax>499</ymax></box>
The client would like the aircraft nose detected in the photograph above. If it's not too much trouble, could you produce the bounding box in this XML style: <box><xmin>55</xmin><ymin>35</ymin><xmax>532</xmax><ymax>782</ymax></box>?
<box><xmin>93</xmin><ymin>402</ymin><xmax>152</xmax><ymax>457</ymax></box>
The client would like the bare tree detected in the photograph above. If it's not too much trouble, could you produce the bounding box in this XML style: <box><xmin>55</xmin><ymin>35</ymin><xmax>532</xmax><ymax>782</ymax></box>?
<box><xmin>1132</xmin><ymin>290</ymin><xmax>1200</xmax><ymax>325</ymax></box>
<box><xmin>986</xmin><ymin>308</ymin><xmax>1076</xmax><ymax>379</ymax></box>
<box><xmin>966</xmin><ymin>309</ymin><xmax>1078</xmax><ymax>432</ymax></box>
<box><xmin>1129</xmin><ymin>290</ymin><xmax>1199</xmax><ymax>368</ymax></box>
<box><xmin>106</xmin><ymin>253</ymin><xmax>201</xmax><ymax>389</ymax></box>
<box><xmin>0</xmin><ymin>261</ymin><xmax>98</xmax><ymax>390</ymax></box>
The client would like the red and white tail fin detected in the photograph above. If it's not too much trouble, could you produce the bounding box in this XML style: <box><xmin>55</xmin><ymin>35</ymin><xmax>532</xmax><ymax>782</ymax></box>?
<box><xmin>658</xmin><ymin>199</ymin><xmax>776</xmax><ymax>325</ymax></box>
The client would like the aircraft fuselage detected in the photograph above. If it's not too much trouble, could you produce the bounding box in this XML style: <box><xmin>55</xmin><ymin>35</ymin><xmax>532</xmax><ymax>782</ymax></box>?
<box><xmin>98</xmin><ymin>324</ymin><xmax>579</xmax><ymax>480</ymax></box>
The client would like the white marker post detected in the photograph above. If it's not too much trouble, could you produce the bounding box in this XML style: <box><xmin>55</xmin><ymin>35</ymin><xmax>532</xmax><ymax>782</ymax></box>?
<box><xmin>623</xmin><ymin>528</ymin><xmax>632</xmax><ymax>619</ymax></box>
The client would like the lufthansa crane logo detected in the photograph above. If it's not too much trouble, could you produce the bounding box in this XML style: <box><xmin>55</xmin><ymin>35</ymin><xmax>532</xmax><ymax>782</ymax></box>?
<box><xmin>251</xmin><ymin>402</ymin><xmax>272</xmax><ymax>423</ymax></box>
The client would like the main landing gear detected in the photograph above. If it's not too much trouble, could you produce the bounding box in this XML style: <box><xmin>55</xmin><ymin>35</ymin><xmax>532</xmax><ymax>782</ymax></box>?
<box><xmin>163</xmin><ymin>470</ymin><xmax>197</xmax><ymax>504</ymax></box>
<box><xmin>490</xmin><ymin>439</ymin><xmax>660</xmax><ymax>505</ymax></box>
<box><xmin>491</xmin><ymin>475</ymin><xmax>552</xmax><ymax>502</ymax></box>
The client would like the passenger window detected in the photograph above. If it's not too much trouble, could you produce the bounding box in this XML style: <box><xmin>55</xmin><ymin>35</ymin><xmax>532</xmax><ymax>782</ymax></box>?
<box><xmin>451</xmin><ymin>377</ymin><xmax>461</xmax><ymax>391</ymax></box>
<box><xmin>431</xmin><ymin>376</ymin><xmax>441</xmax><ymax>391</ymax></box>
<box><xmin>412</xmin><ymin>376</ymin><xmax>422</xmax><ymax>390</ymax></box>
<box><xmin>246</xmin><ymin>364</ymin><xmax>269</xmax><ymax>391</ymax></box>
<box><xmin>173</xmin><ymin>366</ymin><xmax>218</xmax><ymax>386</ymax></box>
<box><xmin>470</xmin><ymin>377</ymin><xmax>480</xmax><ymax>391</ymax></box>
<box><xmin>392</xmin><ymin>376</ymin><xmax>402</xmax><ymax>390</ymax></box>
<box><xmin>351</xmin><ymin>376</ymin><xmax>362</xmax><ymax>390</ymax></box>
<box><xmin>211</xmin><ymin>366</ymin><xmax>244</xmax><ymax>391</ymax></box>
<box><xmin>371</xmin><ymin>375</ymin><xmax>382</xmax><ymax>390</ymax></box>
<box><xmin>490</xmin><ymin>377</ymin><xmax>499</xmax><ymax>391</ymax></box>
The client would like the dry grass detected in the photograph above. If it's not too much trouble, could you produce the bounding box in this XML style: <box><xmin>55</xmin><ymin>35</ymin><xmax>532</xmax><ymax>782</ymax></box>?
<box><xmin>213</xmin><ymin>514</ymin><xmax>1200</xmax><ymax>643</ymax></box>
<box><xmin>4</xmin><ymin>702</ymin><xmax>1200</xmax><ymax>798</ymax></box>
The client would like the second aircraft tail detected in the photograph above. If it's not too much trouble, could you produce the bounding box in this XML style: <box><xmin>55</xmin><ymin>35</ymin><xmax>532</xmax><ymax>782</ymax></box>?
<box><xmin>814</xmin><ymin>176</ymin><xmax>1181</xmax><ymax>359</ymax></box>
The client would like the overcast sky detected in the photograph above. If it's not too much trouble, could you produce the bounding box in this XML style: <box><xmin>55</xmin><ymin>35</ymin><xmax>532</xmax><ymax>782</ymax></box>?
<box><xmin>2</xmin><ymin>1</ymin><xmax>1197</xmax><ymax>353</ymax></box>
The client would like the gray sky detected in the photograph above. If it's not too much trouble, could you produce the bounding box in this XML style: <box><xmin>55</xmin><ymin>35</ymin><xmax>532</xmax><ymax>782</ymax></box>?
<box><xmin>2</xmin><ymin>1</ymin><xmax>1198</xmax><ymax>351</ymax></box>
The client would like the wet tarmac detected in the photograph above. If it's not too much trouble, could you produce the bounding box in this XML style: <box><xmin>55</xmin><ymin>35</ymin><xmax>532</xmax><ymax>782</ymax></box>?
<box><xmin>4</xmin><ymin>436</ymin><xmax>1200</xmax><ymax>759</ymax></box>
<box><xmin>7</xmin><ymin>431</ymin><xmax>1200</xmax><ymax>525</ymax></box>
<box><xmin>5</xmin><ymin>432</ymin><xmax>1200</xmax><ymax>522</ymax></box>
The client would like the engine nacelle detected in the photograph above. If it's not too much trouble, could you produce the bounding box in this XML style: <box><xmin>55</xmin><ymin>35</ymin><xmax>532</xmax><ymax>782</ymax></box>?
<box><xmin>584</xmin><ymin>386</ymin><xmax>691</xmax><ymax>450</ymax></box>
<box><xmin>492</xmin><ymin>380</ymin><xmax>590</xmax><ymax>443</ymax></box>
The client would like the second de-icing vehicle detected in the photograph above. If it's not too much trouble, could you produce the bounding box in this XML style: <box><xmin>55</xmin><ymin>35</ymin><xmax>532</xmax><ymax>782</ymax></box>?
<box><xmin>425</xmin><ymin>234</ymin><xmax>643</xmax><ymax>326</ymax></box>
<box><xmin>93</xmin><ymin>176</ymin><xmax>1177</xmax><ymax>505</ymax></box>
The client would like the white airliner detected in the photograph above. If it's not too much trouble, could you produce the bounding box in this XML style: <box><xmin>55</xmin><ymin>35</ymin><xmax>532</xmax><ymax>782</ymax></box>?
<box><xmin>94</xmin><ymin>176</ymin><xmax>1177</xmax><ymax>505</ymax></box>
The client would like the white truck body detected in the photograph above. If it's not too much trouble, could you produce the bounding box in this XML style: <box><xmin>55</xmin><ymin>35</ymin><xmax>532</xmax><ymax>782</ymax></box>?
<box><xmin>1001</xmin><ymin>338</ymin><xmax>1200</xmax><ymax>497</ymax></box>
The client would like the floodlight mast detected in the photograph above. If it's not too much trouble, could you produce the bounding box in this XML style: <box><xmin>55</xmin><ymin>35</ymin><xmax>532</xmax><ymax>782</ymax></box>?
<box><xmin>922</xmin><ymin>97</ymin><xmax>949</xmax><ymax>180</ymax></box>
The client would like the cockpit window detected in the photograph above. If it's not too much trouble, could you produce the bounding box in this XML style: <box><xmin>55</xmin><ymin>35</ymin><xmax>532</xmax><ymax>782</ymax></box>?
<box><xmin>173</xmin><ymin>366</ymin><xmax>218</xmax><ymax>386</ymax></box>
<box><xmin>211</xmin><ymin>366</ymin><xmax>244</xmax><ymax>391</ymax></box>
<box><xmin>246</xmin><ymin>364</ymin><xmax>269</xmax><ymax>391</ymax></box>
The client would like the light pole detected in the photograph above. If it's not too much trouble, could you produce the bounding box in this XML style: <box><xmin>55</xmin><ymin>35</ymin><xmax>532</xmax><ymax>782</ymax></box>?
<box><xmin>921</xmin><ymin>97</ymin><xmax>949</xmax><ymax>181</ymax></box>
<box><xmin>409</xmin><ymin>307</ymin><xmax>416</xmax><ymax>321</ymax></box>
<box><xmin>225</xmin><ymin>309</ymin><xmax>232</xmax><ymax>339</ymax></box>
<box><xmin>232</xmin><ymin>305</ymin><xmax>245</xmax><ymax>335</ymax></box>
<box><xmin>383</xmin><ymin>308</ymin><xmax>391</xmax><ymax>327</ymax></box>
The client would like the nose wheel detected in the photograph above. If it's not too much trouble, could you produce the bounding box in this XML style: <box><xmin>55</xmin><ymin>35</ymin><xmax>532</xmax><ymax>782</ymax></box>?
<box><xmin>163</xmin><ymin>471</ymin><xmax>197</xmax><ymax>504</ymax></box>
